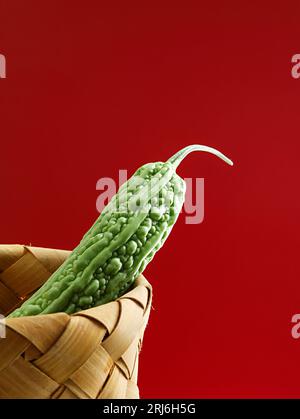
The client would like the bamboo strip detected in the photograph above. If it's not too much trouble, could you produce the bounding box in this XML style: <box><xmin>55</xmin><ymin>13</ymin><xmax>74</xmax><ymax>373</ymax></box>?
<box><xmin>0</xmin><ymin>245</ymin><xmax>152</xmax><ymax>399</ymax></box>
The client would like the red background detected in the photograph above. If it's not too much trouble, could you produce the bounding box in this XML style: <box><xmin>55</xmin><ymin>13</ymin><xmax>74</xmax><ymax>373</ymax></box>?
<box><xmin>1</xmin><ymin>1</ymin><xmax>300</xmax><ymax>398</ymax></box>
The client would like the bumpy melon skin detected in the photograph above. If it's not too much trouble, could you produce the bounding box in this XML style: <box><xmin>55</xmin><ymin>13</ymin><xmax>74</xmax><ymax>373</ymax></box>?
<box><xmin>10</xmin><ymin>144</ymin><xmax>232</xmax><ymax>317</ymax></box>
<box><xmin>10</xmin><ymin>163</ymin><xmax>185</xmax><ymax>317</ymax></box>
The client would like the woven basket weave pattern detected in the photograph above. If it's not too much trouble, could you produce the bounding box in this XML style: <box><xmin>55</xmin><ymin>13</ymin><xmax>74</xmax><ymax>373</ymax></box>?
<box><xmin>0</xmin><ymin>245</ymin><xmax>152</xmax><ymax>399</ymax></box>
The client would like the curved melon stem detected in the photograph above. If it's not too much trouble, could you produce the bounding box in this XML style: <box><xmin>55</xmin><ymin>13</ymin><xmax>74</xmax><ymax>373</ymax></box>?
<box><xmin>168</xmin><ymin>144</ymin><xmax>233</xmax><ymax>169</ymax></box>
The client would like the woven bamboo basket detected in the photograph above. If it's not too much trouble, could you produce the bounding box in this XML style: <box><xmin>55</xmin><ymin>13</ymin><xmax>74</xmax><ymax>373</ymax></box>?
<box><xmin>0</xmin><ymin>245</ymin><xmax>152</xmax><ymax>399</ymax></box>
